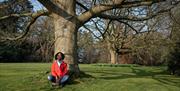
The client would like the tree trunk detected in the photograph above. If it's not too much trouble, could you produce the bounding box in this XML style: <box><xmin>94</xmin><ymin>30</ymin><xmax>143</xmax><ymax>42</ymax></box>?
<box><xmin>107</xmin><ymin>42</ymin><xmax>117</xmax><ymax>64</ymax></box>
<box><xmin>52</xmin><ymin>0</ymin><xmax>80</xmax><ymax>76</ymax></box>
<box><xmin>109</xmin><ymin>48</ymin><xmax>117</xmax><ymax>64</ymax></box>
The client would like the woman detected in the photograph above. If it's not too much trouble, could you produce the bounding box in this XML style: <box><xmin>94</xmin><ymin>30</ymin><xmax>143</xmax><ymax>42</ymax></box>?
<box><xmin>48</xmin><ymin>52</ymin><xmax>69</xmax><ymax>87</ymax></box>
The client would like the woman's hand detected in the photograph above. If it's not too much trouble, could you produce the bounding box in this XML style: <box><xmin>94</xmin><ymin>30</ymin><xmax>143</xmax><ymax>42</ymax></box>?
<box><xmin>55</xmin><ymin>76</ymin><xmax>59</xmax><ymax>83</ymax></box>
<box><xmin>55</xmin><ymin>76</ymin><xmax>62</xmax><ymax>83</ymax></box>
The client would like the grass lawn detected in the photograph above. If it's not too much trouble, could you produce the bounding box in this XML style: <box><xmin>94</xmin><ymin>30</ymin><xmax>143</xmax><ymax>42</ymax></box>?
<box><xmin>0</xmin><ymin>63</ymin><xmax>180</xmax><ymax>91</ymax></box>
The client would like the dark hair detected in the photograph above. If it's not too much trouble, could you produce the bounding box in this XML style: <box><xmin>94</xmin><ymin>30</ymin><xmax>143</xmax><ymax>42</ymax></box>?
<box><xmin>55</xmin><ymin>52</ymin><xmax>65</xmax><ymax>60</ymax></box>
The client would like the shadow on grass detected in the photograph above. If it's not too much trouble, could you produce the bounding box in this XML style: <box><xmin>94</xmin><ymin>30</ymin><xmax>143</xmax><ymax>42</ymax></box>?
<box><xmin>90</xmin><ymin>66</ymin><xmax>180</xmax><ymax>88</ymax></box>
<box><xmin>93</xmin><ymin>64</ymin><xmax>140</xmax><ymax>67</ymax></box>
<box><xmin>79</xmin><ymin>71</ymin><xmax>95</xmax><ymax>78</ymax></box>
<box><xmin>130</xmin><ymin>67</ymin><xmax>180</xmax><ymax>87</ymax></box>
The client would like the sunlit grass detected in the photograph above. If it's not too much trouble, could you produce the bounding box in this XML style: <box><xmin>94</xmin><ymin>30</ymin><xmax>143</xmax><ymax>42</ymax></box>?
<box><xmin>0</xmin><ymin>63</ymin><xmax>180</xmax><ymax>91</ymax></box>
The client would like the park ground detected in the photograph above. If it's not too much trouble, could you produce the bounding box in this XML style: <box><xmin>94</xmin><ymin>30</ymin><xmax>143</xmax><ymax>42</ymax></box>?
<box><xmin>0</xmin><ymin>63</ymin><xmax>180</xmax><ymax>91</ymax></box>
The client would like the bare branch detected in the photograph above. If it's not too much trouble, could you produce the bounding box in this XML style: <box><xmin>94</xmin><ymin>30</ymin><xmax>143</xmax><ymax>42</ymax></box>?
<box><xmin>98</xmin><ymin>7</ymin><xmax>173</xmax><ymax>21</ymax></box>
<box><xmin>169</xmin><ymin>11</ymin><xmax>180</xmax><ymax>26</ymax></box>
<box><xmin>91</xmin><ymin>19</ymin><xmax>112</xmax><ymax>39</ymax></box>
<box><xmin>83</xmin><ymin>25</ymin><xmax>102</xmax><ymax>40</ymax></box>
<box><xmin>1</xmin><ymin>11</ymin><xmax>49</xmax><ymax>41</ymax></box>
<box><xmin>120</xmin><ymin>0</ymin><xmax>165</xmax><ymax>8</ymax></box>
<box><xmin>117</xmin><ymin>20</ymin><xmax>139</xmax><ymax>34</ymax></box>
<box><xmin>91</xmin><ymin>19</ymin><xmax>104</xmax><ymax>36</ymax></box>
<box><xmin>0</xmin><ymin>13</ymin><xmax>32</xmax><ymax>21</ymax></box>
<box><xmin>76</xmin><ymin>1</ymin><xmax>89</xmax><ymax>11</ymax></box>
<box><xmin>77</xmin><ymin>0</ymin><xmax>166</xmax><ymax>24</ymax></box>
<box><xmin>103</xmin><ymin>20</ymin><xmax>112</xmax><ymax>38</ymax></box>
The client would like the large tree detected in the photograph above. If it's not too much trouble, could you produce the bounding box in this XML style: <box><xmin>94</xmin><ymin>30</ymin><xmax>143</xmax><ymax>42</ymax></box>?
<box><xmin>1</xmin><ymin>0</ymin><xmax>179</xmax><ymax>76</ymax></box>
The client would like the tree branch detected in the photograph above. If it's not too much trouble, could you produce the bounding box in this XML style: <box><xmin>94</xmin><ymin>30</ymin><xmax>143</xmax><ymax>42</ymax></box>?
<box><xmin>37</xmin><ymin>0</ymin><xmax>73</xmax><ymax>20</ymax></box>
<box><xmin>98</xmin><ymin>6</ymin><xmax>173</xmax><ymax>22</ymax></box>
<box><xmin>117</xmin><ymin>20</ymin><xmax>139</xmax><ymax>34</ymax></box>
<box><xmin>169</xmin><ymin>10</ymin><xmax>180</xmax><ymax>26</ymax></box>
<box><xmin>0</xmin><ymin>13</ymin><xmax>32</xmax><ymax>21</ymax></box>
<box><xmin>91</xmin><ymin>19</ymin><xmax>104</xmax><ymax>36</ymax></box>
<box><xmin>1</xmin><ymin>11</ymin><xmax>49</xmax><ymax>41</ymax></box>
<box><xmin>76</xmin><ymin>1</ymin><xmax>89</xmax><ymax>11</ymax></box>
<box><xmin>83</xmin><ymin>25</ymin><xmax>102</xmax><ymax>40</ymax></box>
<box><xmin>77</xmin><ymin>0</ymin><xmax>166</xmax><ymax>24</ymax></box>
<box><xmin>102</xmin><ymin>20</ymin><xmax>112</xmax><ymax>38</ymax></box>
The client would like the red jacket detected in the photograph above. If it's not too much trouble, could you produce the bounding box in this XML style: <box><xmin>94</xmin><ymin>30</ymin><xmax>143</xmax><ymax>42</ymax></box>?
<box><xmin>51</xmin><ymin>60</ymin><xmax>68</xmax><ymax>77</ymax></box>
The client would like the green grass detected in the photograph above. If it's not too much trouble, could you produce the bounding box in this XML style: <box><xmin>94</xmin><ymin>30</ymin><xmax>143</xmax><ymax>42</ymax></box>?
<box><xmin>0</xmin><ymin>63</ymin><xmax>180</xmax><ymax>91</ymax></box>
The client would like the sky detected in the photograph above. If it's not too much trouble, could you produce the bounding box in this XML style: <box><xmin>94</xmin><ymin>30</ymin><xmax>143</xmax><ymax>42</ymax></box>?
<box><xmin>30</xmin><ymin>0</ymin><xmax>44</xmax><ymax>11</ymax></box>
<box><xmin>0</xmin><ymin>0</ymin><xmax>6</xmax><ymax>2</ymax></box>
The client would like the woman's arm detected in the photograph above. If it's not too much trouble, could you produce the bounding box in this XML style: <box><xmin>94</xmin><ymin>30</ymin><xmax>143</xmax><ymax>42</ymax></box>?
<box><xmin>61</xmin><ymin>62</ymin><xmax>68</xmax><ymax>76</ymax></box>
<box><xmin>51</xmin><ymin>61</ymin><xmax>58</xmax><ymax>77</ymax></box>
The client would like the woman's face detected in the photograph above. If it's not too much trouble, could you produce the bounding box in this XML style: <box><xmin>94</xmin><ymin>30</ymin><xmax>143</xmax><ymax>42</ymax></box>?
<box><xmin>57</xmin><ymin>53</ymin><xmax>62</xmax><ymax>60</ymax></box>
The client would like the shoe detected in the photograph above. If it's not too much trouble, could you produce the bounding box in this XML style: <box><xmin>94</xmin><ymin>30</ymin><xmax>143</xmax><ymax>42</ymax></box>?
<box><xmin>51</xmin><ymin>82</ymin><xmax>58</xmax><ymax>86</ymax></box>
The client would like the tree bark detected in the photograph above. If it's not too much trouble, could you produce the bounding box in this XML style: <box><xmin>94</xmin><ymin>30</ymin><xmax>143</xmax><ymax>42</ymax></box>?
<box><xmin>107</xmin><ymin>41</ymin><xmax>117</xmax><ymax>64</ymax></box>
<box><xmin>109</xmin><ymin>48</ymin><xmax>117</xmax><ymax>64</ymax></box>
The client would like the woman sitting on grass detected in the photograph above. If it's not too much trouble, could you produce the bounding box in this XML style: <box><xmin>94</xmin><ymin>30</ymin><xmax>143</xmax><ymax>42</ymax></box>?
<box><xmin>48</xmin><ymin>52</ymin><xmax>69</xmax><ymax>87</ymax></box>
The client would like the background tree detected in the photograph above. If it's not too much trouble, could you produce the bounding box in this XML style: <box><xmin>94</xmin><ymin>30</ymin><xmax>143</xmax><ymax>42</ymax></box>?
<box><xmin>77</xmin><ymin>30</ymin><xmax>100</xmax><ymax>63</ymax></box>
<box><xmin>167</xmin><ymin>4</ymin><xmax>180</xmax><ymax>75</ymax></box>
<box><xmin>0</xmin><ymin>0</ymin><xmax>33</xmax><ymax>40</ymax></box>
<box><xmin>0</xmin><ymin>0</ymin><xmax>33</xmax><ymax>62</ymax></box>
<box><xmin>0</xmin><ymin>1</ymin><xmax>53</xmax><ymax>62</ymax></box>
<box><xmin>26</xmin><ymin>16</ymin><xmax>54</xmax><ymax>62</ymax></box>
